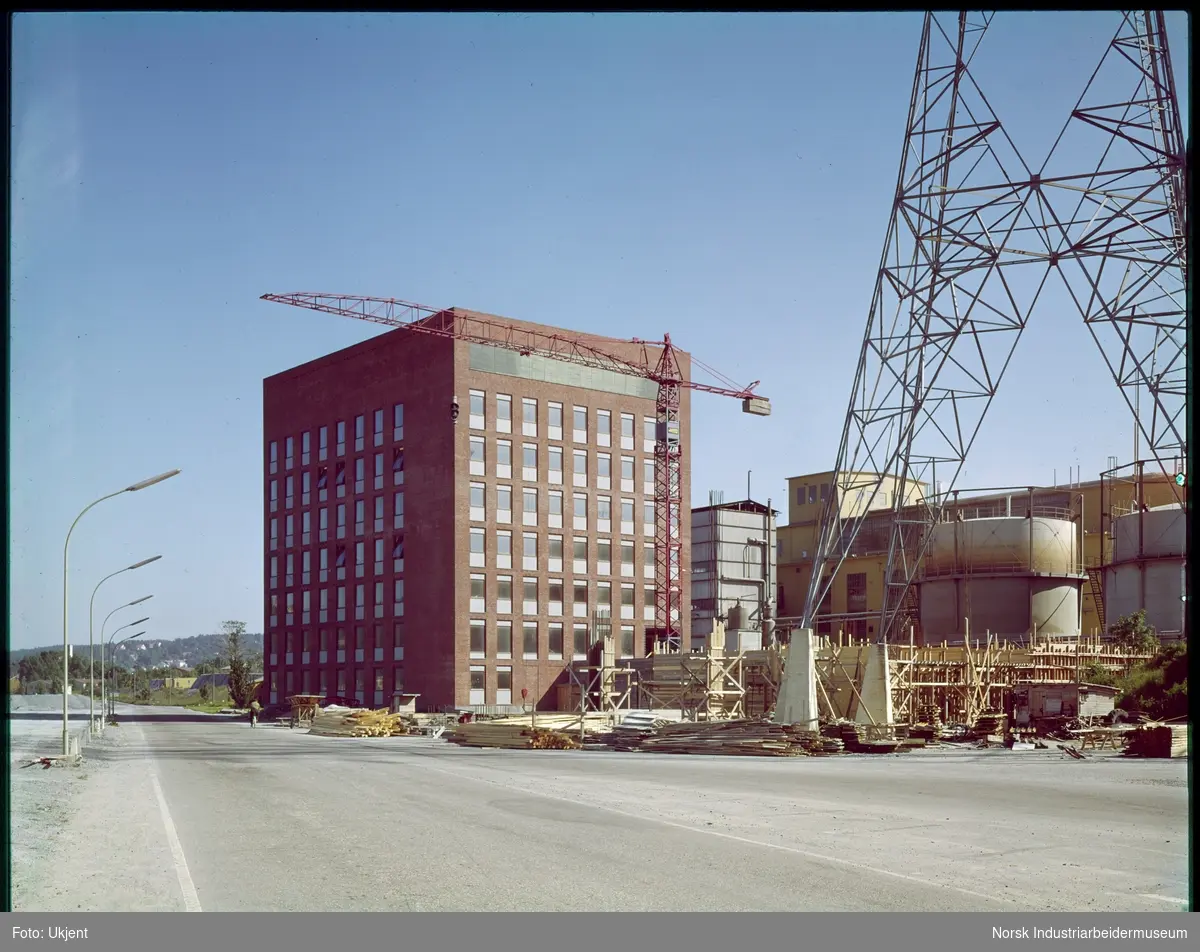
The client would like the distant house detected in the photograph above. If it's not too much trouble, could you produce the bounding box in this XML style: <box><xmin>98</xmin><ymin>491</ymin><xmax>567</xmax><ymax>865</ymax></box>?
<box><xmin>1012</xmin><ymin>681</ymin><xmax>1117</xmax><ymax>725</ymax></box>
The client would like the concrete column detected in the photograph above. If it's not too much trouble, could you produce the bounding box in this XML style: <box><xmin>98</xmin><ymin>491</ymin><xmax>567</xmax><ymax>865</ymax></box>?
<box><xmin>854</xmin><ymin>641</ymin><xmax>894</xmax><ymax>726</ymax></box>
<box><xmin>774</xmin><ymin>628</ymin><xmax>818</xmax><ymax>729</ymax></box>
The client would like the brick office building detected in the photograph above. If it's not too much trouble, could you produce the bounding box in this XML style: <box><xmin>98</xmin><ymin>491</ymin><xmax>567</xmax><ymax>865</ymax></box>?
<box><xmin>262</xmin><ymin>308</ymin><xmax>691</xmax><ymax>711</ymax></box>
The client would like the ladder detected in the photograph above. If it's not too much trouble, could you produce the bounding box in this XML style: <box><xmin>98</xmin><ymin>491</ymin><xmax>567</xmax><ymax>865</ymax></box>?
<box><xmin>1087</xmin><ymin>567</ymin><xmax>1106</xmax><ymax>633</ymax></box>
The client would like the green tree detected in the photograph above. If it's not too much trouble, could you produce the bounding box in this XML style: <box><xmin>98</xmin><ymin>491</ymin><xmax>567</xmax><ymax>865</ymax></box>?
<box><xmin>1078</xmin><ymin>660</ymin><xmax>1117</xmax><ymax>687</ymax></box>
<box><xmin>1109</xmin><ymin>610</ymin><xmax>1160</xmax><ymax>654</ymax></box>
<box><xmin>222</xmin><ymin>621</ymin><xmax>253</xmax><ymax>708</ymax></box>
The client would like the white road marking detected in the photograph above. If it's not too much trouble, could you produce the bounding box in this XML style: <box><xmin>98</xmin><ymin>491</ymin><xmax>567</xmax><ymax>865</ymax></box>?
<box><xmin>150</xmin><ymin>768</ymin><xmax>203</xmax><ymax>911</ymax></box>
<box><xmin>1139</xmin><ymin>893</ymin><xmax>1188</xmax><ymax>906</ymax></box>
<box><xmin>408</xmin><ymin>758</ymin><xmax>1017</xmax><ymax>907</ymax></box>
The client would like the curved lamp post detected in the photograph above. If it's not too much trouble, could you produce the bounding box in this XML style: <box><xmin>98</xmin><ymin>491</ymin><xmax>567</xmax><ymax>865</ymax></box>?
<box><xmin>108</xmin><ymin>630</ymin><xmax>146</xmax><ymax>714</ymax></box>
<box><xmin>62</xmin><ymin>469</ymin><xmax>180</xmax><ymax>755</ymax></box>
<box><xmin>100</xmin><ymin>600</ymin><xmax>152</xmax><ymax>723</ymax></box>
<box><xmin>89</xmin><ymin>558</ymin><xmax>160</xmax><ymax>732</ymax></box>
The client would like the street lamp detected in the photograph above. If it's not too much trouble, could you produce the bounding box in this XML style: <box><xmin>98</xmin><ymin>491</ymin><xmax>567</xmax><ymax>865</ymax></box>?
<box><xmin>89</xmin><ymin>557</ymin><xmax>161</xmax><ymax>732</ymax></box>
<box><xmin>108</xmin><ymin>628</ymin><xmax>147</xmax><ymax>715</ymax></box>
<box><xmin>100</xmin><ymin>599</ymin><xmax>152</xmax><ymax>723</ymax></box>
<box><xmin>61</xmin><ymin>469</ymin><xmax>180</xmax><ymax>755</ymax></box>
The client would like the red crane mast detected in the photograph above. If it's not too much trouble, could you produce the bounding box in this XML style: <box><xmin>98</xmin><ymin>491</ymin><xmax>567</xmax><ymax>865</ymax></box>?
<box><xmin>262</xmin><ymin>292</ymin><xmax>770</xmax><ymax>652</ymax></box>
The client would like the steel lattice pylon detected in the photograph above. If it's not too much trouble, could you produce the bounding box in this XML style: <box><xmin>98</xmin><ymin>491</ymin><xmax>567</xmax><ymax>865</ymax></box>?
<box><xmin>801</xmin><ymin>10</ymin><xmax>1187</xmax><ymax>642</ymax></box>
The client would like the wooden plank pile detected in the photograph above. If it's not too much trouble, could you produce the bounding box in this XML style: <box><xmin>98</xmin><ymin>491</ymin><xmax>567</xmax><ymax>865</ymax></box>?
<box><xmin>973</xmin><ymin>713</ymin><xmax>1008</xmax><ymax>737</ymax></box>
<box><xmin>445</xmin><ymin>714</ymin><xmax>605</xmax><ymax>749</ymax></box>
<box><xmin>309</xmin><ymin>708</ymin><xmax>414</xmax><ymax>738</ymax></box>
<box><xmin>634</xmin><ymin>719</ymin><xmax>808</xmax><ymax>757</ymax></box>
<box><xmin>1124</xmin><ymin>724</ymin><xmax>1189</xmax><ymax>759</ymax></box>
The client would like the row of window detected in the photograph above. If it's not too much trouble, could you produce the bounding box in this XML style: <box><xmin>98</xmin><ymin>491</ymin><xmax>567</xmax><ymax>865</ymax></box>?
<box><xmin>468</xmin><ymin>438</ymin><xmax>656</xmax><ymax>491</ymax></box>
<box><xmin>268</xmin><ymin>407</ymin><xmax>405</xmax><ymax>474</ymax></box>
<box><xmin>268</xmin><ymin>494</ymin><xmax>404</xmax><ymax>549</ymax></box>
<box><xmin>265</xmin><ymin>665</ymin><xmax>404</xmax><ymax>707</ymax></box>
<box><xmin>468</xmin><ymin>525</ymin><xmax>680</xmax><ymax>576</ymax></box>
<box><xmin>266</xmin><ymin>577</ymin><xmax>661</xmax><ymax>628</ymax></box>
<box><xmin>468</xmin><ymin>392</ymin><xmax>659</xmax><ymax>452</ymax></box>
<box><xmin>268</xmin><ymin>449</ymin><xmax>405</xmax><ymax>510</ymax></box>
<box><xmin>269</xmin><ymin>539</ymin><xmax>405</xmax><ymax>588</ymax></box>
<box><xmin>470</xmin><ymin>487</ymin><xmax>667</xmax><ymax>534</ymax></box>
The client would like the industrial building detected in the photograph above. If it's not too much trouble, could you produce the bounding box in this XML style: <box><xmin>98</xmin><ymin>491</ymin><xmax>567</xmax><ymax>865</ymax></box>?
<box><xmin>262</xmin><ymin>307</ymin><xmax>691</xmax><ymax>711</ymax></box>
<box><xmin>689</xmin><ymin>496</ymin><xmax>778</xmax><ymax>653</ymax></box>
<box><xmin>776</xmin><ymin>465</ymin><xmax>1187</xmax><ymax>645</ymax></box>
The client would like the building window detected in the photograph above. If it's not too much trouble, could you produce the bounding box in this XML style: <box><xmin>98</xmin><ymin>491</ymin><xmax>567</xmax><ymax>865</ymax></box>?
<box><xmin>620</xmin><ymin>413</ymin><xmax>635</xmax><ymax>451</ymax></box>
<box><xmin>302</xmin><ymin>590</ymin><xmax>311</xmax><ymax>625</ymax></box>
<box><xmin>269</xmin><ymin>440</ymin><xmax>278</xmax><ymax>475</ymax></box>
<box><xmin>269</xmin><ymin>556</ymin><xmax>278</xmax><ymax>589</ymax></box>
<box><xmin>573</xmin><ymin>537</ymin><xmax>588</xmax><ymax>574</ymax></box>
<box><xmin>573</xmin><ymin>623</ymin><xmax>589</xmax><ymax>659</ymax></box>
<box><xmin>548</xmin><ymin>535</ymin><xmax>564</xmax><ymax>573</ymax></box>
<box><xmin>354</xmin><ymin>542</ymin><xmax>365</xmax><ymax>578</ymax></box>
<box><xmin>573</xmin><ymin>406</ymin><xmax>588</xmax><ymax>444</ymax></box>
<box><xmin>319</xmin><ymin>547</ymin><xmax>329</xmax><ymax>583</ymax></box>
<box><xmin>335</xmin><ymin>461</ymin><xmax>346</xmax><ymax>497</ymax></box>
<box><xmin>302</xmin><ymin>471</ymin><xmax>312</xmax><ymax>506</ymax></box>
<box><xmin>285</xmin><ymin>475</ymin><xmax>294</xmax><ymax>509</ymax></box>
<box><xmin>621</xmin><ymin>498</ymin><xmax>635</xmax><ymax>535</ymax></box>
<box><xmin>548</xmin><ymin>402</ymin><xmax>564</xmax><ymax>440</ymax></box>
<box><xmin>522</xmin><ymin>487</ymin><xmax>538</xmax><ymax>526</ymax></box>
<box><xmin>820</xmin><ymin>482</ymin><xmax>830</xmax><ymax>501</ymax></box>
<box><xmin>598</xmin><ymin>495</ymin><xmax>612</xmax><ymax>533</ymax></box>
<box><xmin>523</xmin><ymin>621</ymin><xmax>539</xmax><ymax>659</ymax></box>
<box><xmin>285</xmin><ymin>514</ymin><xmax>294</xmax><ymax>547</ymax></box>
<box><xmin>302</xmin><ymin>510</ymin><xmax>311</xmax><ymax>545</ymax></box>
<box><xmin>548</xmin><ymin>445</ymin><xmax>563</xmax><ymax>485</ymax></box>
<box><xmin>497</xmin><ymin>529</ymin><xmax>512</xmax><ymax>569</ymax></box>
<box><xmin>268</xmin><ymin>515</ymin><xmax>278</xmax><ymax>549</ymax></box>
<box><xmin>394</xmin><ymin>622</ymin><xmax>405</xmax><ymax>661</ymax></box>
<box><xmin>269</xmin><ymin>594</ymin><xmax>278</xmax><ymax>628</ymax></box>
<box><xmin>497</xmin><ymin>394</ymin><xmax>512</xmax><ymax>434</ymax></box>
<box><xmin>523</xmin><ymin>577</ymin><xmax>538</xmax><ymax>616</ymax></box>
<box><xmin>392</xmin><ymin>534</ymin><xmax>405</xmax><ymax>573</ymax></box>
<box><xmin>470</xmin><ymin>620</ymin><xmax>486</xmax><ymax>658</ymax></box>
<box><xmin>573</xmin><ymin>449</ymin><xmax>588</xmax><ymax>488</ymax></box>
<box><xmin>597</xmin><ymin>409</ymin><xmax>612</xmax><ymax>448</ymax></box>
<box><xmin>497</xmin><ymin>484</ymin><xmax>513</xmax><ymax>524</ymax></box>
<box><xmin>302</xmin><ymin>431</ymin><xmax>311</xmax><ymax>466</ymax></box>
<box><xmin>269</xmin><ymin>479</ymin><xmax>278</xmax><ymax>513</ymax></box>
<box><xmin>319</xmin><ymin>507</ymin><xmax>329</xmax><ymax>543</ymax></box>
<box><xmin>336</xmin><ymin>586</ymin><xmax>346</xmax><ymax>623</ymax></box>
<box><xmin>469</xmin><ymin>665</ymin><xmax>486</xmax><ymax>705</ymax></box>
<box><xmin>644</xmin><ymin>458</ymin><xmax>655</xmax><ymax>495</ymax></box>
<box><xmin>548</xmin><ymin>490</ymin><xmax>564</xmax><ymax>529</ymax></box>
<box><xmin>496</xmin><ymin>666</ymin><xmax>513</xmax><ymax>706</ymax></box>
<box><xmin>470</xmin><ymin>482</ymin><xmax>486</xmax><ymax>522</ymax></box>
<box><xmin>522</xmin><ymin>532</ymin><xmax>537</xmax><ymax>571</ymax></box>
<box><xmin>644</xmin><ymin>585</ymin><xmax>656</xmax><ymax>621</ymax></box>
<box><xmin>354</xmin><ymin>457</ymin><xmax>365</xmax><ymax>495</ymax></box>
<box><xmin>621</xmin><ymin>540</ymin><xmax>635</xmax><ymax>578</ymax></box>
<box><xmin>393</xmin><ymin>579</ymin><xmax>405</xmax><ymax>617</ymax></box>
<box><xmin>573</xmin><ymin>580</ymin><xmax>589</xmax><ymax>619</ymax></box>
<box><xmin>522</xmin><ymin>397</ymin><xmax>537</xmax><ymax>437</ymax></box>
<box><xmin>522</xmin><ymin>443</ymin><xmax>537</xmax><ymax>482</ymax></box>
<box><xmin>470</xmin><ymin>574</ymin><xmax>486</xmax><ymax>613</ymax></box>
<box><xmin>621</xmin><ymin>583</ymin><xmax>635</xmax><ymax>620</ymax></box>
<box><xmin>392</xmin><ymin>447</ymin><xmax>405</xmax><ymax>486</ymax></box>
<box><xmin>497</xmin><ymin>439</ymin><xmax>512</xmax><ymax>479</ymax></box>
<box><xmin>574</xmin><ymin>493</ymin><xmax>588</xmax><ymax>531</ymax></box>
<box><xmin>319</xmin><ymin>588</ymin><xmax>328</xmax><ymax>624</ymax></box>
<box><xmin>469</xmin><ymin>390</ymin><xmax>485</xmax><ymax>430</ymax></box>
<box><xmin>497</xmin><ymin>575</ymin><xmax>513</xmax><ymax>614</ymax></box>
<box><xmin>469</xmin><ymin>437</ymin><xmax>485</xmax><ymax>476</ymax></box>
<box><xmin>644</xmin><ymin>542</ymin><xmax>655</xmax><ymax>579</ymax></box>
<box><xmin>620</xmin><ymin>457</ymin><xmax>635</xmax><ymax>493</ymax></box>
<box><xmin>393</xmin><ymin>492</ymin><xmax>405</xmax><ymax>530</ymax></box>
<box><xmin>355</xmin><ymin>584</ymin><xmax>365</xmax><ymax>621</ymax></box>
<box><xmin>319</xmin><ymin>425</ymin><xmax>328</xmax><ymax>462</ymax></box>
<box><xmin>497</xmin><ymin>622</ymin><xmax>513</xmax><ymax>660</ymax></box>
<box><xmin>336</xmin><ymin>420</ymin><xmax>346</xmax><ymax>457</ymax></box>
<box><xmin>335</xmin><ymin>544</ymin><xmax>347</xmax><ymax>580</ymax></box>
<box><xmin>374</xmin><ymin>495</ymin><xmax>384</xmax><ymax>533</ymax></box>
<box><xmin>374</xmin><ymin>581</ymin><xmax>384</xmax><ymax>619</ymax></box>
<box><xmin>374</xmin><ymin>453</ymin><xmax>384</xmax><ymax>491</ymax></box>
<box><xmin>285</xmin><ymin>436</ymin><xmax>294</xmax><ymax>470</ymax></box>
<box><xmin>597</xmin><ymin>453</ymin><xmax>612</xmax><ymax>490</ymax></box>
<box><xmin>597</xmin><ymin>539</ymin><xmax>612</xmax><ymax>576</ymax></box>
<box><xmin>643</xmin><ymin>417</ymin><xmax>656</xmax><ymax>453</ymax></box>
<box><xmin>317</xmin><ymin>466</ymin><xmax>329</xmax><ymax>503</ymax></box>
<box><xmin>597</xmin><ymin>581</ymin><xmax>612</xmax><ymax>616</ymax></box>
<box><xmin>373</xmin><ymin>409</ymin><xmax>384</xmax><ymax>448</ymax></box>
<box><xmin>469</xmin><ymin>528</ymin><xmax>485</xmax><ymax>567</ymax></box>
<box><xmin>393</xmin><ymin>403</ymin><xmax>404</xmax><ymax>441</ymax></box>
<box><xmin>643</xmin><ymin>500</ymin><xmax>655</xmax><ymax>535</ymax></box>
<box><xmin>355</xmin><ymin>414</ymin><xmax>365</xmax><ymax>452</ymax></box>
<box><xmin>549</xmin><ymin>623</ymin><xmax>564</xmax><ymax>660</ymax></box>
<box><xmin>549</xmin><ymin>579</ymin><xmax>564</xmax><ymax>617</ymax></box>
<box><xmin>354</xmin><ymin>499</ymin><xmax>365</xmax><ymax>536</ymax></box>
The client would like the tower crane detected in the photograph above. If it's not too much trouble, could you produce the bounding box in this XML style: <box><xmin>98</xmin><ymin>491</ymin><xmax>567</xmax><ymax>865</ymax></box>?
<box><xmin>262</xmin><ymin>292</ymin><xmax>771</xmax><ymax>652</ymax></box>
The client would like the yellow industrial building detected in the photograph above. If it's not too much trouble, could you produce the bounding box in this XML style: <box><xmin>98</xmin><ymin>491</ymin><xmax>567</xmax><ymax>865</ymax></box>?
<box><xmin>777</xmin><ymin>465</ymin><xmax>1186</xmax><ymax>642</ymax></box>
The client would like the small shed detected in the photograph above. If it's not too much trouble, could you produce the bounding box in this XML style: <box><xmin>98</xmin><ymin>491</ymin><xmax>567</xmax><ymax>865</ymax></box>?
<box><xmin>390</xmin><ymin>692</ymin><xmax>421</xmax><ymax>715</ymax></box>
<box><xmin>1012</xmin><ymin>681</ymin><xmax>1117</xmax><ymax>725</ymax></box>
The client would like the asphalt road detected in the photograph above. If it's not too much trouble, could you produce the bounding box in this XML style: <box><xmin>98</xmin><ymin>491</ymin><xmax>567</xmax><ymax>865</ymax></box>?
<box><xmin>11</xmin><ymin>712</ymin><xmax>1190</xmax><ymax>912</ymax></box>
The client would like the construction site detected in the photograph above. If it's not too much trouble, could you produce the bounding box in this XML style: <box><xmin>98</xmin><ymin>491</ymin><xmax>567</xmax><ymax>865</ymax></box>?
<box><xmin>259</xmin><ymin>10</ymin><xmax>1187</xmax><ymax>762</ymax></box>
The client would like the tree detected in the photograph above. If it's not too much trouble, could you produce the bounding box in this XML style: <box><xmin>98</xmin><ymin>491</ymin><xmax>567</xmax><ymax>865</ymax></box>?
<box><xmin>1078</xmin><ymin>660</ymin><xmax>1117</xmax><ymax>687</ymax></box>
<box><xmin>1109</xmin><ymin>610</ymin><xmax>1160</xmax><ymax>654</ymax></box>
<box><xmin>222</xmin><ymin>620</ymin><xmax>254</xmax><ymax>708</ymax></box>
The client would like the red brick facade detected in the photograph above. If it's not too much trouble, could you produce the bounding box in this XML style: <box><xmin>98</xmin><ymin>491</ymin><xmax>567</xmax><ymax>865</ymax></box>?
<box><xmin>262</xmin><ymin>308</ymin><xmax>691</xmax><ymax>712</ymax></box>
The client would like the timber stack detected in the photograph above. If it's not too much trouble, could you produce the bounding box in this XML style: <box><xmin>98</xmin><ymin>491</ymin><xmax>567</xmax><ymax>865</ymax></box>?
<box><xmin>309</xmin><ymin>708</ymin><xmax>414</xmax><ymax>737</ymax></box>
<box><xmin>1124</xmin><ymin>724</ymin><xmax>1189</xmax><ymax>759</ymax></box>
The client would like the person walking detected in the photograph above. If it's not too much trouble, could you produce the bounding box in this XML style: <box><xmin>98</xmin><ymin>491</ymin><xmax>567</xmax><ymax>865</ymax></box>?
<box><xmin>249</xmin><ymin>698</ymin><xmax>262</xmax><ymax>727</ymax></box>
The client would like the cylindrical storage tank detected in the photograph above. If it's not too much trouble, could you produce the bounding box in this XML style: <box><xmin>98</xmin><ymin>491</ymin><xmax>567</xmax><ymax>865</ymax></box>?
<box><xmin>726</xmin><ymin>603</ymin><xmax>745</xmax><ymax>631</ymax></box>
<box><xmin>920</xmin><ymin>515</ymin><xmax>1082</xmax><ymax>642</ymax></box>
<box><xmin>1105</xmin><ymin>504</ymin><xmax>1187</xmax><ymax>639</ymax></box>
<box><xmin>924</xmin><ymin>516</ymin><xmax>1078</xmax><ymax>575</ymax></box>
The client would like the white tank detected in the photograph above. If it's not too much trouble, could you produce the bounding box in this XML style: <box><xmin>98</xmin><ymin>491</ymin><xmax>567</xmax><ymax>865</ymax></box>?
<box><xmin>920</xmin><ymin>515</ymin><xmax>1082</xmax><ymax>642</ymax></box>
<box><xmin>1104</xmin><ymin>504</ymin><xmax>1187</xmax><ymax>640</ymax></box>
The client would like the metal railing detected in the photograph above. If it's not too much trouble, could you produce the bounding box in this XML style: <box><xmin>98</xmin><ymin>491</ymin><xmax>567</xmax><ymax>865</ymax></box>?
<box><xmin>921</xmin><ymin>557</ymin><xmax>1085</xmax><ymax>580</ymax></box>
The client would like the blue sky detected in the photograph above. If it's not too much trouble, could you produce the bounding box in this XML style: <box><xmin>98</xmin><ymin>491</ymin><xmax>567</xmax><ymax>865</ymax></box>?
<box><xmin>9</xmin><ymin>12</ymin><xmax>1189</xmax><ymax>649</ymax></box>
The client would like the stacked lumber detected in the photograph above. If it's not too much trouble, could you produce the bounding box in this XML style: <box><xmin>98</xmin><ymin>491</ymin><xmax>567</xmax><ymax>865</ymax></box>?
<box><xmin>636</xmin><ymin>719</ymin><xmax>808</xmax><ymax>757</ymax></box>
<box><xmin>309</xmin><ymin>708</ymin><xmax>413</xmax><ymax>738</ymax></box>
<box><xmin>973</xmin><ymin>713</ymin><xmax>1008</xmax><ymax>736</ymax></box>
<box><xmin>445</xmin><ymin>714</ymin><xmax>604</xmax><ymax>749</ymax></box>
<box><xmin>1124</xmin><ymin>724</ymin><xmax>1189</xmax><ymax>759</ymax></box>
<box><xmin>781</xmin><ymin>728</ymin><xmax>844</xmax><ymax>755</ymax></box>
